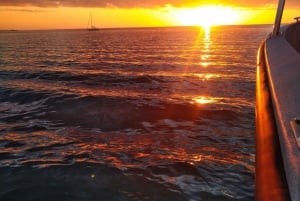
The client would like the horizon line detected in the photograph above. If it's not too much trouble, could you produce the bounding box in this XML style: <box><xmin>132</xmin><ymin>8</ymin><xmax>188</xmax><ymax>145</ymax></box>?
<box><xmin>0</xmin><ymin>24</ymin><xmax>273</xmax><ymax>32</ymax></box>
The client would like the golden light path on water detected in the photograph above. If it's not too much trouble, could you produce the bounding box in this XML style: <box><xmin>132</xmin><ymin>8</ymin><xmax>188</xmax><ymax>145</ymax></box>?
<box><xmin>200</xmin><ymin>26</ymin><xmax>212</xmax><ymax>67</ymax></box>
<box><xmin>1</xmin><ymin>26</ymin><xmax>253</xmax><ymax>109</ymax></box>
<box><xmin>0</xmin><ymin>26</ymin><xmax>258</xmax><ymax>200</ymax></box>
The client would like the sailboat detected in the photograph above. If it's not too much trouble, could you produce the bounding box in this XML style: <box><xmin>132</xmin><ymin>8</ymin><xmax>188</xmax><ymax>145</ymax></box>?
<box><xmin>256</xmin><ymin>0</ymin><xmax>300</xmax><ymax>200</ymax></box>
<box><xmin>87</xmin><ymin>13</ymin><xmax>99</xmax><ymax>31</ymax></box>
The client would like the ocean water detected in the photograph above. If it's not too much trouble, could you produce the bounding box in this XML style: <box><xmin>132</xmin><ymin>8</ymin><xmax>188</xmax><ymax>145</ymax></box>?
<box><xmin>0</xmin><ymin>25</ymin><xmax>270</xmax><ymax>201</ymax></box>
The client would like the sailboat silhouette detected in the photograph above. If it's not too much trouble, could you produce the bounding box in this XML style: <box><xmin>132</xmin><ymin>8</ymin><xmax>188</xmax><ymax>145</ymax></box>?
<box><xmin>87</xmin><ymin>13</ymin><xmax>99</xmax><ymax>31</ymax></box>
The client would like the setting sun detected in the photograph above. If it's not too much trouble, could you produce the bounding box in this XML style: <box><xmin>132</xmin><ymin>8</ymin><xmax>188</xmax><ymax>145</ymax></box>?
<box><xmin>175</xmin><ymin>6</ymin><xmax>239</xmax><ymax>27</ymax></box>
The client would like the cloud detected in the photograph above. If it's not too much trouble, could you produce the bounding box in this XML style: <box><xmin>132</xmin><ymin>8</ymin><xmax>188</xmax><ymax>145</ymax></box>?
<box><xmin>0</xmin><ymin>0</ymin><xmax>173</xmax><ymax>7</ymax></box>
<box><xmin>0</xmin><ymin>0</ymin><xmax>299</xmax><ymax>8</ymax></box>
<box><xmin>0</xmin><ymin>7</ymin><xmax>45</xmax><ymax>12</ymax></box>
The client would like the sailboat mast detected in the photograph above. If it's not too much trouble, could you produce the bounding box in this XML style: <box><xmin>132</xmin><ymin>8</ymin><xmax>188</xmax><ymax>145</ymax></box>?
<box><xmin>273</xmin><ymin>0</ymin><xmax>285</xmax><ymax>36</ymax></box>
<box><xmin>90</xmin><ymin>13</ymin><xmax>93</xmax><ymax>28</ymax></box>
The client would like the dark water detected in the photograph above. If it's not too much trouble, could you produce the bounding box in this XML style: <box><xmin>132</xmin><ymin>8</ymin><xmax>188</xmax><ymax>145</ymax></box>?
<box><xmin>0</xmin><ymin>25</ymin><xmax>270</xmax><ymax>201</ymax></box>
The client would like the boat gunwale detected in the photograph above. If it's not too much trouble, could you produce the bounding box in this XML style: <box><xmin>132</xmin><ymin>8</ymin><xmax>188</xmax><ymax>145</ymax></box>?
<box><xmin>255</xmin><ymin>41</ymin><xmax>290</xmax><ymax>201</ymax></box>
<box><xmin>263</xmin><ymin>23</ymin><xmax>300</xmax><ymax>201</ymax></box>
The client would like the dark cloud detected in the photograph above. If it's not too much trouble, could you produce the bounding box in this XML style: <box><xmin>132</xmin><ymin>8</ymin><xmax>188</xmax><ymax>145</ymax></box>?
<box><xmin>0</xmin><ymin>7</ymin><xmax>45</xmax><ymax>12</ymax></box>
<box><xmin>0</xmin><ymin>0</ymin><xmax>183</xmax><ymax>7</ymax></box>
<box><xmin>0</xmin><ymin>0</ymin><xmax>299</xmax><ymax>8</ymax></box>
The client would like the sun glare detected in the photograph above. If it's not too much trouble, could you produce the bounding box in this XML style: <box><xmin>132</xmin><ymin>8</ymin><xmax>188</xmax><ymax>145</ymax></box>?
<box><xmin>175</xmin><ymin>6</ymin><xmax>238</xmax><ymax>27</ymax></box>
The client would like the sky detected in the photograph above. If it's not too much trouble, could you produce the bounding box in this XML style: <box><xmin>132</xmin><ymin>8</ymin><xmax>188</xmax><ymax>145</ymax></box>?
<box><xmin>0</xmin><ymin>0</ymin><xmax>299</xmax><ymax>29</ymax></box>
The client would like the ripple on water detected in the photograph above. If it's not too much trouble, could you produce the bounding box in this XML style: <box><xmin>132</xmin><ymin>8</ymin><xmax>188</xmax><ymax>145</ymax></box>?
<box><xmin>0</xmin><ymin>26</ymin><xmax>264</xmax><ymax>201</ymax></box>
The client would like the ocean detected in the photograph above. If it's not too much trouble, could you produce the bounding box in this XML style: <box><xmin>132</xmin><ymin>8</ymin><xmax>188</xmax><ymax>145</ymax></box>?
<box><xmin>0</xmin><ymin>25</ymin><xmax>271</xmax><ymax>201</ymax></box>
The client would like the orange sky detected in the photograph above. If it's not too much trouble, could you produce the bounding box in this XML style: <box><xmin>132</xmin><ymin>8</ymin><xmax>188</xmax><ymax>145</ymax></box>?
<box><xmin>0</xmin><ymin>0</ymin><xmax>299</xmax><ymax>30</ymax></box>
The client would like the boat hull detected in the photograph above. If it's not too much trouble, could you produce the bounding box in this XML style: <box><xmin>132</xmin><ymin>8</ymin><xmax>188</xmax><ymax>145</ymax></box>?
<box><xmin>255</xmin><ymin>42</ymin><xmax>290</xmax><ymax>201</ymax></box>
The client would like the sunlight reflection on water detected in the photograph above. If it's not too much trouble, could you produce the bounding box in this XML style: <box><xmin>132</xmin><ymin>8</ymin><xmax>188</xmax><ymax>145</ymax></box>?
<box><xmin>0</xmin><ymin>25</ymin><xmax>271</xmax><ymax>201</ymax></box>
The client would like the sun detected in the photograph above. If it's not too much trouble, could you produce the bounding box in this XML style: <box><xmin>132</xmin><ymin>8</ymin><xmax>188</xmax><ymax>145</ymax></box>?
<box><xmin>175</xmin><ymin>5</ymin><xmax>238</xmax><ymax>27</ymax></box>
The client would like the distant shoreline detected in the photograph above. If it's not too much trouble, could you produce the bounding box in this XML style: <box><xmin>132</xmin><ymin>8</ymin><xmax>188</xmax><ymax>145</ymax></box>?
<box><xmin>0</xmin><ymin>24</ymin><xmax>273</xmax><ymax>32</ymax></box>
